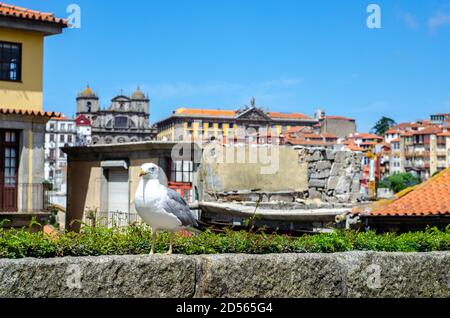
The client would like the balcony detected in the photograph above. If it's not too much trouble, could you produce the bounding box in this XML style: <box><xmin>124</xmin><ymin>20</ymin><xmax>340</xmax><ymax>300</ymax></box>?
<box><xmin>0</xmin><ymin>183</ymin><xmax>50</xmax><ymax>213</ymax></box>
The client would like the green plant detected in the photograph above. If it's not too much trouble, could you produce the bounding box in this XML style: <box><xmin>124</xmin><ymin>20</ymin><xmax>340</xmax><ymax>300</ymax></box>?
<box><xmin>378</xmin><ymin>173</ymin><xmax>421</xmax><ymax>193</ymax></box>
<box><xmin>0</xmin><ymin>224</ymin><xmax>448</xmax><ymax>259</ymax></box>
<box><xmin>371</xmin><ymin>116</ymin><xmax>397</xmax><ymax>136</ymax></box>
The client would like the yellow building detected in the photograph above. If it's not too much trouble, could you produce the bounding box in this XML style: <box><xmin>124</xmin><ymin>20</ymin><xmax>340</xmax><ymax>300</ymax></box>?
<box><xmin>156</xmin><ymin>105</ymin><xmax>318</xmax><ymax>144</ymax></box>
<box><xmin>0</xmin><ymin>3</ymin><xmax>67</xmax><ymax>225</ymax></box>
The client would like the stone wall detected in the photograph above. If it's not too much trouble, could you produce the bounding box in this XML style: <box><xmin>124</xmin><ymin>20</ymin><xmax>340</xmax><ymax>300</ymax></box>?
<box><xmin>199</xmin><ymin>146</ymin><xmax>364</xmax><ymax>205</ymax></box>
<box><xmin>300</xmin><ymin>147</ymin><xmax>364</xmax><ymax>203</ymax></box>
<box><xmin>0</xmin><ymin>252</ymin><xmax>448</xmax><ymax>298</ymax></box>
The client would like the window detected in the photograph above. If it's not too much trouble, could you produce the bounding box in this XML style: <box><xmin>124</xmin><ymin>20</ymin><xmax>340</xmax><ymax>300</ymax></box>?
<box><xmin>68</xmin><ymin>124</ymin><xmax>73</xmax><ymax>131</ymax></box>
<box><xmin>50</xmin><ymin>149</ymin><xmax>56</xmax><ymax>160</ymax></box>
<box><xmin>60</xmin><ymin>134</ymin><xmax>65</xmax><ymax>143</ymax></box>
<box><xmin>49</xmin><ymin>124</ymin><xmax>55</xmax><ymax>131</ymax></box>
<box><xmin>59</xmin><ymin>149</ymin><xmax>65</xmax><ymax>158</ymax></box>
<box><xmin>115</xmin><ymin>116</ymin><xmax>128</xmax><ymax>128</ymax></box>
<box><xmin>49</xmin><ymin>134</ymin><xmax>55</xmax><ymax>142</ymax></box>
<box><xmin>0</xmin><ymin>42</ymin><xmax>21</xmax><ymax>82</ymax></box>
<box><xmin>170</xmin><ymin>161</ymin><xmax>194</xmax><ymax>183</ymax></box>
<box><xmin>187</xmin><ymin>122</ymin><xmax>193</xmax><ymax>129</ymax></box>
<box><xmin>68</xmin><ymin>135</ymin><xmax>73</xmax><ymax>143</ymax></box>
<box><xmin>60</xmin><ymin>124</ymin><xmax>66</xmax><ymax>131</ymax></box>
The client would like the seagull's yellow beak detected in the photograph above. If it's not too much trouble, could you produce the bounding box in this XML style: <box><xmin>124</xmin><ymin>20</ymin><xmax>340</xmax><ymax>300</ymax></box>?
<box><xmin>139</xmin><ymin>169</ymin><xmax>147</xmax><ymax>177</ymax></box>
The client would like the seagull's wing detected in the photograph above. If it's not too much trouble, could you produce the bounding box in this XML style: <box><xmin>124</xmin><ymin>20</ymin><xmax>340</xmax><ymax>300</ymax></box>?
<box><xmin>163</xmin><ymin>188</ymin><xmax>198</xmax><ymax>227</ymax></box>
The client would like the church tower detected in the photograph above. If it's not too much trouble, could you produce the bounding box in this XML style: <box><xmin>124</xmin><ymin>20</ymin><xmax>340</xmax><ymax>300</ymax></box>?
<box><xmin>130</xmin><ymin>86</ymin><xmax>150</xmax><ymax>114</ymax></box>
<box><xmin>76</xmin><ymin>85</ymin><xmax>99</xmax><ymax>114</ymax></box>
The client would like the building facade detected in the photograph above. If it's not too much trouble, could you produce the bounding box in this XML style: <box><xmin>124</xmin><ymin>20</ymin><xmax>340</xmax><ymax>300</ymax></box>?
<box><xmin>63</xmin><ymin>142</ymin><xmax>200</xmax><ymax>232</ymax></box>
<box><xmin>156</xmin><ymin>101</ymin><xmax>319</xmax><ymax>144</ymax></box>
<box><xmin>44</xmin><ymin>117</ymin><xmax>76</xmax><ymax>192</ymax></box>
<box><xmin>381</xmin><ymin>120</ymin><xmax>450</xmax><ymax>180</ymax></box>
<box><xmin>0</xmin><ymin>4</ymin><xmax>66</xmax><ymax>222</ymax></box>
<box><xmin>76</xmin><ymin>86</ymin><xmax>156</xmax><ymax>145</ymax></box>
<box><xmin>44</xmin><ymin>115</ymin><xmax>92</xmax><ymax>208</ymax></box>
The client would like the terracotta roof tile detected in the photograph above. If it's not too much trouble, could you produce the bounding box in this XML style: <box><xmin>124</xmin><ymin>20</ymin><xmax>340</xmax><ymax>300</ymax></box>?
<box><xmin>0</xmin><ymin>2</ymin><xmax>68</xmax><ymax>26</ymax></box>
<box><xmin>0</xmin><ymin>108</ymin><xmax>60</xmax><ymax>118</ymax></box>
<box><xmin>268</xmin><ymin>112</ymin><xmax>311</xmax><ymax>120</ymax></box>
<box><xmin>174</xmin><ymin>108</ymin><xmax>312</xmax><ymax>120</ymax></box>
<box><xmin>437</xmin><ymin>131</ymin><xmax>450</xmax><ymax>137</ymax></box>
<box><xmin>175</xmin><ymin>108</ymin><xmax>236</xmax><ymax>117</ymax></box>
<box><xmin>385</xmin><ymin>129</ymin><xmax>402</xmax><ymax>135</ymax></box>
<box><xmin>412</xmin><ymin>126</ymin><xmax>442</xmax><ymax>135</ymax></box>
<box><xmin>371</xmin><ymin>168</ymin><xmax>450</xmax><ymax>216</ymax></box>
<box><xmin>348</xmin><ymin>133</ymin><xmax>383</xmax><ymax>140</ymax></box>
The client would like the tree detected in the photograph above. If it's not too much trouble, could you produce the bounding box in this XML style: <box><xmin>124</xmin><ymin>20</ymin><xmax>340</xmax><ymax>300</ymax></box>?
<box><xmin>378</xmin><ymin>173</ymin><xmax>421</xmax><ymax>194</ymax></box>
<box><xmin>372</xmin><ymin>117</ymin><xmax>397</xmax><ymax>136</ymax></box>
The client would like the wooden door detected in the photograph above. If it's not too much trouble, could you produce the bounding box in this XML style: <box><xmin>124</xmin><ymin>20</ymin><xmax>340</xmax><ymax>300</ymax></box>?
<box><xmin>0</xmin><ymin>130</ymin><xmax>19</xmax><ymax>212</ymax></box>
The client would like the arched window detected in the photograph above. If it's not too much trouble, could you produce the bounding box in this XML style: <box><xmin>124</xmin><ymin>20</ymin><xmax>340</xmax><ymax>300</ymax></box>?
<box><xmin>115</xmin><ymin>116</ymin><xmax>128</xmax><ymax>129</ymax></box>
<box><xmin>87</xmin><ymin>102</ymin><xmax>92</xmax><ymax>113</ymax></box>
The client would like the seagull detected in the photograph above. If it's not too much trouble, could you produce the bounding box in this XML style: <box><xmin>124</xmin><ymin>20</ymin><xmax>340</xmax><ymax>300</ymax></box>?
<box><xmin>135</xmin><ymin>163</ymin><xmax>198</xmax><ymax>255</ymax></box>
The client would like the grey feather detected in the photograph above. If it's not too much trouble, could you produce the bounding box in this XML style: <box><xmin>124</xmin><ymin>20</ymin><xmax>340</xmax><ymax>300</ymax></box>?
<box><xmin>163</xmin><ymin>188</ymin><xmax>198</xmax><ymax>227</ymax></box>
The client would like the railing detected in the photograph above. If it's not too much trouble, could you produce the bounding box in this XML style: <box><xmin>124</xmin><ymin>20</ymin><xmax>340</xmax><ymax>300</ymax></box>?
<box><xmin>0</xmin><ymin>183</ymin><xmax>50</xmax><ymax>213</ymax></box>
<box><xmin>87</xmin><ymin>211</ymin><xmax>143</xmax><ymax>228</ymax></box>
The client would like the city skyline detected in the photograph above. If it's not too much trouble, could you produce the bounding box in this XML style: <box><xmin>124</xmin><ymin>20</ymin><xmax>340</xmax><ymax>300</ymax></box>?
<box><xmin>7</xmin><ymin>0</ymin><xmax>450</xmax><ymax>132</ymax></box>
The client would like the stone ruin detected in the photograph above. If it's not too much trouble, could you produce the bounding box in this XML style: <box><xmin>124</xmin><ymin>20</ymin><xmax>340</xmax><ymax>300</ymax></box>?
<box><xmin>299</xmin><ymin>147</ymin><xmax>364</xmax><ymax>204</ymax></box>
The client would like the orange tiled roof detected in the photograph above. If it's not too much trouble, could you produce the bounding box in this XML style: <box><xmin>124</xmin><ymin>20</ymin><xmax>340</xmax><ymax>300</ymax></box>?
<box><xmin>286</xmin><ymin>126</ymin><xmax>312</xmax><ymax>133</ymax></box>
<box><xmin>175</xmin><ymin>108</ymin><xmax>236</xmax><ymax>117</ymax></box>
<box><xmin>401</xmin><ymin>131</ymin><xmax>414</xmax><ymax>137</ymax></box>
<box><xmin>321</xmin><ymin>132</ymin><xmax>338</xmax><ymax>139</ymax></box>
<box><xmin>50</xmin><ymin>116</ymin><xmax>72</xmax><ymax>121</ymax></box>
<box><xmin>371</xmin><ymin>169</ymin><xmax>450</xmax><ymax>216</ymax></box>
<box><xmin>0</xmin><ymin>108</ymin><xmax>60</xmax><ymax>118</ymax></box>
<box><xmin>0</xmin><ymin>3</ymin><xmax>68</xmax><ymax>25</ymax></box>
<box><xmin>412</xmin><ymin>126</ymin><xmax>442</xmax><ymax>135</ymax></box>
<box><xmin>385</xmin><ymin>129</ymin><xmax>401</xmax><ymax>135</ymax></box>
<box><xmin>347</xmin><ymin>144</ymin><xmax>365</xmax><ymax>152</ymax></box>
<box><xmin>348</xmin><ymin>133</ymin><xmax>383</xmax><ymax>140</ymax></box>
<box><xmin>342</xmin><ymin>140</ymin><xmax>365</xmax><ymax>152</ymax></box>
<box><xmin>391</xmin><ymin>138</ymin><xmax>401</xmax><ymax>143</ymax></box>
<box><xmin>174</xmin><ymin>108</ymin><xmax>312</xmax><ymax>120</ymax></box>
<box><xmin>437</xmin><ymin>131</ymin><xmax>450</xmax><ymax>137</ymax></box>
<box><xmin>286</xmin><ymin>138</ymin><xmax>334</xmax><ymax>146</ymax></box>
<box><xmin>268</xmin><ymin>112</ymin><xmax>311</xmax><ymax>120</ymax></box>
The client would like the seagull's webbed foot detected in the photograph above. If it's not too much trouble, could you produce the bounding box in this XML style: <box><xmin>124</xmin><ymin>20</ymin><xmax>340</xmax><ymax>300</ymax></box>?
<box><xmin>166</xmin><ymin>233</ymin><xmax>174</xmax><ymax>255</ymax></box>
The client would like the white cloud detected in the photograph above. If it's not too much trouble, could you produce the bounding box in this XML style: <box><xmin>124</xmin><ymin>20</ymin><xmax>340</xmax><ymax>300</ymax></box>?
<box><xmin>401</xmin><ymin>11</ymin><xmax>418</xmax><ymax>30</ymax></box>
<box><xmin>428</xmin><ymin>11</ymin><xmax>450</xmax><ymax>31</ymax></box>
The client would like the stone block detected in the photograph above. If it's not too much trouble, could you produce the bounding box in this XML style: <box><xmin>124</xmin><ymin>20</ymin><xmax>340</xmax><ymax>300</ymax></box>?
<box><xmin>309</xmin><ymin>179</ymin><xmax>326</xmax><ymax>188</ymax></box>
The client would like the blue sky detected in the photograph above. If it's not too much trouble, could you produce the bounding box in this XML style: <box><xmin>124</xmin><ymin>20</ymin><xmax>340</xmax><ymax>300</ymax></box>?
<box><xmin>8</xmin><ymin>0</ymin><xmax>450</xmax><ymax>131</ymax></box>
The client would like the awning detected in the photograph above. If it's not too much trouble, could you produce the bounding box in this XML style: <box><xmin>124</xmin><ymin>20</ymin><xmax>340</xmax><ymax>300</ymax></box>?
<box><xmin>101</xmin><ymin>160</ymin><xmax>128</xmax><ymax>170</ymax></box>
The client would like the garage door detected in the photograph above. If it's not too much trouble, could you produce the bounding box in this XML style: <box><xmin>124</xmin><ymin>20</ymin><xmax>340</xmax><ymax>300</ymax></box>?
<box><xmin>108</xmin><ymin>170</ymin><xmax>129</xmax><ymax>215</ymax></box>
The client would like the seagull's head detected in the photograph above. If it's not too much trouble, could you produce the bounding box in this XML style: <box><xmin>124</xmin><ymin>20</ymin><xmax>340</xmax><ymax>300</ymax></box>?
<box><xmin>139</xmin><ymin>163</ymin><xmax>159</xmax><ymax>180</ymax></box>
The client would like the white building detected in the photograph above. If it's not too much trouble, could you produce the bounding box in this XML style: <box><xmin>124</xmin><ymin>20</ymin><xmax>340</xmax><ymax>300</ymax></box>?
<box><xmin>44</xmin><ymin>115</ymin><xmax>92</xmax><ymax>207</ymax></box>
<box><xmin>389</xmin><ymin>138</ymin><xmax>402</xmax><ymax>174</ymax></box>
<box><xmin>384</xmin><ymin>129</ymin><xmax>401</xmax><ymax>144</ymax></box>
<box><xmin>75</xmin><ymin>114</ymin><xmax>92</xmax><ymax>146</ymax></box>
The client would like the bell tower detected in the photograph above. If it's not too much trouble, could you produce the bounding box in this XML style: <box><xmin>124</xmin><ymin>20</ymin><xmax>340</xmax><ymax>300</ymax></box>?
<box><xmin>76</xmin><ymin>85</ymin><xmax>99</xmax><ymax>114</ymax></box>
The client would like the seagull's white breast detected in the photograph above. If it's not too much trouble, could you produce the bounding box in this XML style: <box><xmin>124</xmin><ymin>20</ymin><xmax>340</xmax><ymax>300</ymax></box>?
<box><xmin>135</xmin><ymin>179</ymin><xmax>182</xmax><ymax>231</ymax></box>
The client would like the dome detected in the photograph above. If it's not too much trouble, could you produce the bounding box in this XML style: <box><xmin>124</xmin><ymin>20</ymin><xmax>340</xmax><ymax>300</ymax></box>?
<box><xmin>78</xmin><ymin>85</ymin><xmax>97</xmax><ymax>98</ymax></box>
<box><xmin>131</xmin><ymin>86</ymin><xmax>146</xmax><ymax>100</ymax></box>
